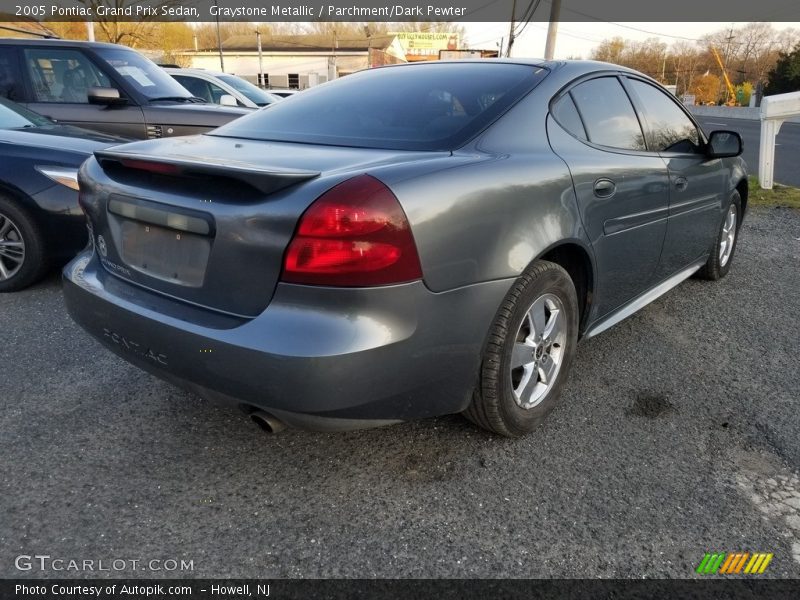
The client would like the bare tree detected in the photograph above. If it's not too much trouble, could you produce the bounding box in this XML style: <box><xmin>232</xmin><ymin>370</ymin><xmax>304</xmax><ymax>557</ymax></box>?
<box><xmin>78</xmin><ymin>0</ymin><xmax>181</xmax><ymax>46</ymax></box>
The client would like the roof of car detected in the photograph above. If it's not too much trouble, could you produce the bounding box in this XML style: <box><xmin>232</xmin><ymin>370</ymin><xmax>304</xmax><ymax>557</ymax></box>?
<box><xmin>375</xmin><ymin>58</ymin><xmax>655</xmax><ymax>82</ymax></box>
<box><xmin>0</xmin><ymin>38</ymin><xmax>132</xmax><ymax>50</ymax></box>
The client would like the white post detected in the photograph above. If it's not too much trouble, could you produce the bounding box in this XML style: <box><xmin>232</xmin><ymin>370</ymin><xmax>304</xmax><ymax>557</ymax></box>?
<box><xmin>256</xmin><ymin>30</ymin><xmax>264</xmax><ymax>88</ymax></box>
<box><xmin>758</xmin><ymin>119</ymin><xmax>783</xmax><ymax>190</ymax></box>
<box><xmin>86</xmin><ymin>21</ymin><xmax>94</xmax><ymax>42</ymax></box>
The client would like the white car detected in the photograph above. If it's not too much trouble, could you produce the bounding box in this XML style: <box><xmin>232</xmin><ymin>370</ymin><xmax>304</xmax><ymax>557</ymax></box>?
<box><xmin>165</xmin><ymin>68</ymin><xmax>282</xmax><ymax>109</ymax></box>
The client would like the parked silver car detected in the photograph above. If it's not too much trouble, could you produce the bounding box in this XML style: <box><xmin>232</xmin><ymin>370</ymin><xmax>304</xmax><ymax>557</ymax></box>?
<box><xmin>165</xmin><ymin>68</ymin><xmax>283</xmax><ymax>109</ymax></box>
<box><xmin>63</xmin><ymin>60</ymin><xmax>747</xmax><ymax>436</ymax></box>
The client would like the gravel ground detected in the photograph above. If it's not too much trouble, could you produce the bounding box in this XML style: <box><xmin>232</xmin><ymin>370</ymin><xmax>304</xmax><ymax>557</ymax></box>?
<box><xmin>1</xmin><ymin>206</ymin><xmax>799</xmax><ymax>579</ymax></box>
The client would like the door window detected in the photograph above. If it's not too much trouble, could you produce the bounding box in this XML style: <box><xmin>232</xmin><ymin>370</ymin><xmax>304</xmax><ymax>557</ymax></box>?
<box><xmin>23</xmin><ymin>48</ymin><xmax>111</xmax><ymax>103</ymax></box>
<box><xmin>173</xmin><ymin>75</ymin><xmax>212</xmax><ymax>102</ymax></box>
<box><xmin>207</xmin><ymin>81</ymin><xmax>230</xmax><ymax>104</ymax></box>
<box><xmin>628</xmin><ymin>79</ymin><xmax>701</xmax><ymax>153</ymax></box>
<box><xmin>0</xmin><ymin>48</ymin><xmax>24</xmax><ymax>102</ymax></box>
<box><xmin>570</xmin><ymin>77</ymin><xmax>646</xmax><ymax>151</ymax></box>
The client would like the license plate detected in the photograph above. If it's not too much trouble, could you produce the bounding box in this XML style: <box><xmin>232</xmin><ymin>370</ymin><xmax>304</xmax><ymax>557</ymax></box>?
<box><xmin>118</xmin><ymin>221</ymin><xmax>211</xmax><ymax>287</ymax></box>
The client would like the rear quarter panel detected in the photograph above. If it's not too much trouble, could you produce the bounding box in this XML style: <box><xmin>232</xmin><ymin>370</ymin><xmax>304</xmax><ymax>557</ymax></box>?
<box><xmin>377</xmin><ymin>78</ymin><xmax>590</xmax><ymax>293</ymax></box>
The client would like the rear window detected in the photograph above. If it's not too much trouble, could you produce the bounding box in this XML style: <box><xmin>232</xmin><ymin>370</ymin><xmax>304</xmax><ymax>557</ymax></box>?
<box><xmin>211</xmin><ymin>63</ymin><xmax>548</xmax><ymax>151</ymax></box>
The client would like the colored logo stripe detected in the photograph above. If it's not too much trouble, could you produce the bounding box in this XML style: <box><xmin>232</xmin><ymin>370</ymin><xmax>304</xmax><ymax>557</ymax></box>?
<box><xmin>696</xmin><ymin>552</ymin><xmax>773</xmax><ymax>574</ymax></box>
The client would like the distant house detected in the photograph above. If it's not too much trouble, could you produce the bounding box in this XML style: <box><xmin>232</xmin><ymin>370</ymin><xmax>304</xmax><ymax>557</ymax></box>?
<box><xmin>177</xmin><ymin>34</ymin><xmax>407</xmax><ymax>89</ymax></box>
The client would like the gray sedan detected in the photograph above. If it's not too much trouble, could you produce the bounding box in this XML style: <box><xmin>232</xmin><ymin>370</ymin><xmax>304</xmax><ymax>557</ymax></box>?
<box><xmin>63</xmin><ymin>60</ymin><xmax>747</xmax><ymax>436</ymax></box>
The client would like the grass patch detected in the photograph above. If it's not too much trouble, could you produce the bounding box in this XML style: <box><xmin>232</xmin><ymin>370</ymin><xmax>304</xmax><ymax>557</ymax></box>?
<box><xmin>748</xmin><ymin>176</ymin><xmax>800</xmax><ymax>209</ymax></box>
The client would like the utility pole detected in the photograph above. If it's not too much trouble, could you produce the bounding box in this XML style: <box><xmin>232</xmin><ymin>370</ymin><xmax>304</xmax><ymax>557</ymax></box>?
<box><xmin>506</xmin><ymin>0</ymin><xmax>516</xmax><ymax>58</ymax></box>
<box><xmin>723</xmin><ymin>27</ymin><xmax>735</xmax><ymax>67</ymax></box>
<box><xmin>331</xmin><ymin>30</ymin><xmax>338</xmax><ymax>80</ymax></box>
<box><xmin>256</xmin><ymin>29</ymin><xmax>264</xmax><ymax>88</ymax></box>
<box><xmin>544</xmin><ymin>0</ymin><xmax>561</xmax><ymax>60</ymax></box>
<box><xmin>85</xmin><ymin>21</ymin><xmax>94</xmax><ymax>42</ymax></box>
<box><xmin>213</xmin><ymin>0</ymin><xmax>225</xmax><ymax>72</ymax></box>
<box><xmin>717</xmin><ymin>27</ymin><xmax>735</xmax><ymax>104</ymax></box>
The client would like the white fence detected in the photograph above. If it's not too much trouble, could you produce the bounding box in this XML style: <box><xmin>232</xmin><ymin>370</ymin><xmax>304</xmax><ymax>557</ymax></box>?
<box><xmin>758</xmin><ymin>92</ymin><xmax>800</xmax><ymax>189</ymax></box>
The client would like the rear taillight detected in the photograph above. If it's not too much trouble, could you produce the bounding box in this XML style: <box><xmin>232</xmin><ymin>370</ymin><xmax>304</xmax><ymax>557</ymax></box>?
<box><xmin>281</xmin><ymin>175</ymin><xmax>422</xmax><ymax>286</ymax></box>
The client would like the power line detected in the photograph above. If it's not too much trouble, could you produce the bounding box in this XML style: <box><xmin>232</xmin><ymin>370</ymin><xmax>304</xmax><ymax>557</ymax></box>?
<box><xmin>514</xmin><ymin>0</ymin><xmax>544</xmax><ymax>39</ymax></box>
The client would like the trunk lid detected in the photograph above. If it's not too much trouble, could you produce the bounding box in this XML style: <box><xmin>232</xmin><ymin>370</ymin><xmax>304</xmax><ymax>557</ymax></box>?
<box><xmin>82</xmin><ymin>135</ymin><xmax>445</xmax><ymax>317</ymax></box>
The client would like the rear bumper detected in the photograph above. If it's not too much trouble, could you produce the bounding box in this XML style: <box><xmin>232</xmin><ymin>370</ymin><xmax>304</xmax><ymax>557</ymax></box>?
<box><xmin>63</xmin><ymin>252</ymin><xmax>512</xmax><ymax>430</ymax></box>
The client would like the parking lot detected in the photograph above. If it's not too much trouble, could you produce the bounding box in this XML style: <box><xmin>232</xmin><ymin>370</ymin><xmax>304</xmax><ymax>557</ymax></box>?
<box><xmin>1</xmin><ymin>202</ymin><xmax>798</xmax><ymax>579</ymax></box>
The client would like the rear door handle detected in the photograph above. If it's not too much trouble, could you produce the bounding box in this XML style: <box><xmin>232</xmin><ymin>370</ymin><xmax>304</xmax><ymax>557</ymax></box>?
<box><xmin>593</xmin><ymin>178</ymin><xmax>616</xmax><ymax>198</ymax></box>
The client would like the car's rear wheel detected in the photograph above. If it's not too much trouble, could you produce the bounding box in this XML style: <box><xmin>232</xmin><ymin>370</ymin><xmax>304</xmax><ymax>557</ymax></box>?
<box><xmin>465</xmin><ymin>260</ymin><xmax>579</xmax><ymax>437</ymax></box>
<box><xmin>0</xmin><ymin>197</ymin><xmax>47</xmax><ymax>292</ymax></box>
<box><xmin>697</xmin><ymin>190</ymin><xmax>741</xmax><ymax>281</ymax></box>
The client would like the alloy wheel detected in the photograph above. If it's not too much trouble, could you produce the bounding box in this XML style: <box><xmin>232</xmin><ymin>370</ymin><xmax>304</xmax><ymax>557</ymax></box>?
<box><xmin>719</xmin><ymin>204</ymin><xmax>737</xmax><ymax>267</ymax></box>
<box><xmin>510</xmin><ymin>293</ymin><xmax>567</xmax><ymax>409</ymax></box>
<box><xmin>0</xmin><ymin>212</ymin><xmax>25</xmax><ymax>281</ymax></box>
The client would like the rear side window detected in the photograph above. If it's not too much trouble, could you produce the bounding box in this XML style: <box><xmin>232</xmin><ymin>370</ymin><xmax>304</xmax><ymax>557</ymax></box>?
<box><xmin>570</xmin><ymin>77</ymin><xmax>645</xmax><ymax>151</ymax></box>
<box><xmin>628</xmin><ymin>79</ymin><xmax>701</xmax><ymax>153</ymax></box>
<box><xmin>552</xmin><ymin>93</ymin><xmax>587</xmax><ymax>140</ymax></box>
<box><xmin>211</xmin><ymin>63</ymin><xmax>549</xmax><ymax>151</ymax></box>
<box><xmin>0</xmin><ymin>47</ymin><xmax>24</xmax><ymax>102</ymax></box>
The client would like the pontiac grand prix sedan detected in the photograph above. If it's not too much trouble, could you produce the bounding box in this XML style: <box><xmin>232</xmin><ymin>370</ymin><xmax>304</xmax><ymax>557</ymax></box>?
<box><xmin>63</xmin><ymin>60</ymin><xmax>747</xmax><ymax>436</ymax></box>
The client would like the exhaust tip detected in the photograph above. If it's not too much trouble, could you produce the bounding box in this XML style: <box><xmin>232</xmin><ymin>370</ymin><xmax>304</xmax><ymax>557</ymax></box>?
<box><xmin>250</xmin><ymin>410</ymin><xmax>286</xmax><ymax>434</ymax></box>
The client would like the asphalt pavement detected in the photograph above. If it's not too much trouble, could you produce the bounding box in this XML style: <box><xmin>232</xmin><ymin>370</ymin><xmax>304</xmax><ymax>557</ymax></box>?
<box><xmin>695</xmin><ymin>116</ymin><xmax>800</xmax><ymax>187</ymax></box>
<box><xmin>1</xmin><ymin>206</ymin><xmax>799</xmax><ymax>579</ymax></box>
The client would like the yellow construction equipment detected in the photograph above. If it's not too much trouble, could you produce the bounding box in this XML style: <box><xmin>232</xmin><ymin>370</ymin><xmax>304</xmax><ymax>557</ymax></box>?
<box><xmin>711</xmin><ymin>46</ymin><xmax>737</xmax><ymax>106</ymax></box>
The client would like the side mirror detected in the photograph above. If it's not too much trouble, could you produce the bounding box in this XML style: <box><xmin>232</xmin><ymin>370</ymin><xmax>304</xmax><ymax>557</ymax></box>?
<box><xmin>88</xmin><ymin>87</ymin><xmax>126</xmax><ymax>106</ymax></box>
<box><xmin>219</xmin><ymin>94</ymin><xmax>238</xmax><ymax>107</ymax></box>
<box><xmin>707</xmin><ymin>130</ymin><xmax>742</xmax><ymax>158</ymax></box>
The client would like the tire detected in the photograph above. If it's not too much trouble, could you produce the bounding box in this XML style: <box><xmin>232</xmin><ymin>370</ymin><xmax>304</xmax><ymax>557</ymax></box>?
<box><xmin>697</xmin><ymin>190</ymin><xmax>741</xmax><ymax>281</ymax></box>
<box><xmin>464</xmin><ymin>260</ymin><xmax>579</xmax><ymax>437</ymax></box>
<box><xmin>0</xmin><ymin>196</ymin><xmax>48</xmax><ymax>292</ymax></box>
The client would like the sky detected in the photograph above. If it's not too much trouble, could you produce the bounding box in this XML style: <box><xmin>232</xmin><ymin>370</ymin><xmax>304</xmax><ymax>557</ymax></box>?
<box><xmin>461</xmin><ymin>22</ymin><xmax>800</xmax><ymax>58</ymax></box>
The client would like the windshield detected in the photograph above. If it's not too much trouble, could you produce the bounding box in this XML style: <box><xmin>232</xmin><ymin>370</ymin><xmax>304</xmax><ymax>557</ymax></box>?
<box><xmin>94</xmin><ymin>48</ymin><xmax>194</xmax><ymax>101</ymax></box>
<box><xmin>217</xmin><ymin>75</ymin><xmax>280</xmax><ymax>106</ymax></box>
<box><xmin>212</xmin><ymin>63</ymin><xmax>547</xmax><ymax>151</ymax></box>
<box><xmin>0</xmin><ymin>96</ymin><xmax>52</xmax><ymax>129</ymax></box>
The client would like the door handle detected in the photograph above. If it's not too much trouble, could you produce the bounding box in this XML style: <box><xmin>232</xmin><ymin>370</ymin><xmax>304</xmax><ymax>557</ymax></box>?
<box><xmin>674</xmin><ymin>176</ymin><xmax>688</xmax><ymax>192</ymax></box>
<box><xmin>593</xmin><ymin>178</ymin><xmax>616</xmax><ymax>198</ymax></box>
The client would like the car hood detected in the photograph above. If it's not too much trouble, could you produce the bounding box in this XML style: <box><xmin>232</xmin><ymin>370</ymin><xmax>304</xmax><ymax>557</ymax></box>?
<box><xmin>0</xmin><ymin>125</ymin><xmax>125</xmax><ymax>154</ymax></box>
<box><xmin>142</xmin><ymin>103</ymin><xmax>252</xmax><ymax>127</ymax></box>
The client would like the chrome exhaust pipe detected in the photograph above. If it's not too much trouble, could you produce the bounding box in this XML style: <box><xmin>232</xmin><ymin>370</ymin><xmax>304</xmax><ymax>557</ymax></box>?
<box><xmin>250</xmin><ymin>410</ymin><xmax>286</xmax><ymax>434</ymax></box>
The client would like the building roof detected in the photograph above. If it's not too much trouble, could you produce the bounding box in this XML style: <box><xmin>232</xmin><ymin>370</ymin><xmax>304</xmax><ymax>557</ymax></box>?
<box><xmin>216</xmin><ymin>34</ymin><xmax>396</xmax><ymax>53</ymax></box>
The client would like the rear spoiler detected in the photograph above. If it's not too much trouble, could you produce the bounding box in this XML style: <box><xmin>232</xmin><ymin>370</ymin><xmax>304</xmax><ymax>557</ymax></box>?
<box><xmin>94</xmin><ymin>150</ymin><xmax>320</xmax><ymax>195</ymax></box>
